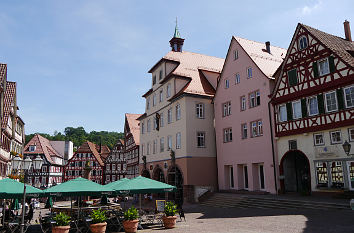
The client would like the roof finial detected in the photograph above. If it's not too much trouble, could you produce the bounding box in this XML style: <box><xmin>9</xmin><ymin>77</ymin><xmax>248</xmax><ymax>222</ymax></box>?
<box><xmin>174</xmin><ymin>17</ymin><xmax>181</xmax><ymax>38</ymax></box>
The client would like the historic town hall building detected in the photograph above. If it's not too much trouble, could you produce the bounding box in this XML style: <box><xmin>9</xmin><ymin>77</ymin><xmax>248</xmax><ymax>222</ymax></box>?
<box><xmin>270</xmin><ymin>21</ymin><xmax>354</xmax><ymax>193</ymax></box>
<box><xmin>104</xmin><ymin>139</ymin><xmax>126</xmax><ymax>183</ymax></box>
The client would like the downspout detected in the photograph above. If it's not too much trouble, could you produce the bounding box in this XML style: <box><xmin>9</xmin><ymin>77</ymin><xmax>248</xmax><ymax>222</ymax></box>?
<box><xmin>268</xmin><ymin>101</ymin><xmax>278</xmax><ymax>193</ymax></box>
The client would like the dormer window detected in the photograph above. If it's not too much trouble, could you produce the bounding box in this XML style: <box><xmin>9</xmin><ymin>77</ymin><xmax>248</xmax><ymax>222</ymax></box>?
<box><xmin>29</xmin><ymin>145</ymin><xmax>36</xmax><ymax>152</ymax></box>
<box><xmin>153</xmin><ymin>75</ymin><xmax>156</xmax><ymax>85</ymax></box>
<box><xmin>159</xmin><ymin>70</ymin><xmax>163</xmax><ymax>80</ymax></box>
<box><xmin>298</xmin><ymin>36</ymin><xmax>308</xmax><ymax>50</ymax></box>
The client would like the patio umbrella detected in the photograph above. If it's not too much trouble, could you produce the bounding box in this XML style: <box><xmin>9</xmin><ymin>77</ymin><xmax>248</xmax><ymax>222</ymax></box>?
<box><xmin>0</xmin><ymin>178</ymin><xmax>44</xmax><ymax>199</ymax></box>
<box><xmin>45</xmin><ymin>197</ymin><xmax>53</xmax><ymax>208</ymax></box>
<box><xmin>43</xmin><ymin>177</ymin><xmax>113</xmax><ymax>197</ymax></box>
<box><xmin>11</xmin><ymin>199</ymin><xmax>19</xmax><ymax>210</ymax></box>
<box><xmin>104</xmin><ymin>178</ymin><xmax>130</xmax><ymax>190</ymax></box>
<box><xmin>112</xmin><ymin>176</ymin><xmax>176</xmax><ymax>194</ymax></box>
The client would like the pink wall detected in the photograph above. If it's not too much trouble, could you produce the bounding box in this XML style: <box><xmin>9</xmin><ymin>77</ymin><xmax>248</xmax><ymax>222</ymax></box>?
<box><xmin>214</xmin><ymin>38</ymin><xmax>277</xmax><ymax>194</ymax></box>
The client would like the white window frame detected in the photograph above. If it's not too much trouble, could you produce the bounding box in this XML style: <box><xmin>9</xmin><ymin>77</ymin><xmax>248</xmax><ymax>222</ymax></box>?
<box><xmin>257</xmin><ymin>121</ymin><xmax>263</xmax><ymax>136</ymax></box>
<box><xmin>292</xmin><ymin>100</ymin><xmax>302</xmax><ymax>119</ymax></box>
<box><xmin>160</xmin><ymin>113</ymin><xmax>164</xmax><ymax>127</ymax></box>
<box><xmin>112</xmin><ymin>164</ymin><xmax>116</xmax><ymax>170</ymax></box>
<box><xmin>241</xmin><ymin>96</ymin><xmax>246</xmax><ymax>111</ymax></box>
<box><xmin>278</xmin><ymin>104</ymin><xmax>287</xmax><ymax>122</ymax></box>
<box><xmin>348</xmin><ymin>128</ymin><xmax>354</xmax><ymax>142</ymax></box>
<box><xmin>318</xmin><ymin>57</ymin><xmax>330</xmax><ymax>76</ymax></box>
<box><xmin>29</xmin><ymin>145</ymin><xmax>36</xmax><ymax>152</ymax></box>
<box><xmin>307</xmin><ymin>96</ymin><xmax>319</xmax><ymax>116</ymax></box>
<box><xmin>147</xmin><ymin>119</ymin><xmax>151</xmax><ymax>132</ymax></box>
<box><xmin>325</xmin><ymin>91</ymin><xmax>338</xmax><ymax>113</ymax></box>
<box><xmin>235</xmin><ymin>73</ymin><xmax>240</xmax><ymax>84</ymax></box>
<box><xmin>160</xmin><ymin>137</ymin><xmax>164</xmax><ymax>152</ymax></box>
<box><xmin>344</xmin><ymin>85</ymin><xmax>354</xmax><ymax>108</ymax></box>
<box><xmin>167</xmin><ymin>135</ymin><xmax>172</xmax><ymax>150</ymax></box>
<box><xmin>167</xmin><ymin>108</ymin><xmax>172</xmax><ymax>124</ymax></box>
<box><xmin>167</xmin><ymin>83</ymin><xmax>171</xmax><ymax>98</ymax></box>
<box><xmin>223</xmin><ymin>102</ymin><xmax>231</xmax><ymax>117</ymax></box>
<box><xmin>247</xmin><ymin>67</ymin><xmax>252</xmax><ymax>79</ymax></box>
<box><xmin>196</xmin><ymin>103</ymin><xmax>205</xmax><ymax>119</ymax></box>
<box><xmin>225</xmin><ymin>79</ymin><xmax>229</xmax><ymax>89</ymax></box>
<box><xmin>176</xmin><ymin>104</ymin><xmax>181</xmax><ymax>120</ymax></box>
<box><xmin>250</xmin><ymin>92</ymin><xmax>256</xmax><ymax>108</ymax></box>
<box><xmin>153</xmin><ymin>139</ymin><xmax>157</xmax><ymax>154</ymax></box>
<box><xmin>176</xmin><ymin>132</ymin><xmax>181</xmax><ymax>149</ymax></box>
<box><xmin>313</xmin><ymin>133</ymin><xmax>325</xmax><ymax>146</ymax></box>
<box><xmin>330</xmin><ymin>131</ymin><xmax>342</xmax><ymax>144</ymax></box>
<box><xmin>298</xmin><ymin>35</ymin><xmax>308</xmax><ymax>50</ymax></box>
<box><xmin>197</xmin><ymin>132</ymin><xmax>206</xmax><ymax>148</ymax></box>
<box><xmin>241</xmin><ymin>123</ymin><xmax>247</xmax><ymax>139</ymax></box>
<box><xmin>153</xmin><ymin>93</ymin><xmax>157</xmax><ymax>106</ymax></box>
<box><xmin>223</xmin><ymin>128</ymin><xmax>232</xmax><ymax>143</ymax></box>
<box><xmin>159</xmin><ymin>90</ymin><xmax>163</xmax><ymax>102</ymax></box>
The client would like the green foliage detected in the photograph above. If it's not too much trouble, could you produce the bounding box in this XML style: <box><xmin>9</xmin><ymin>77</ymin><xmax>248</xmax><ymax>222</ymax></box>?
<box><xmin>124</xmin><ymin>206</ymin><xmax>139</xmax><ymax>220</ymax></box>
<box><xmin>25</xmin><ymin>127</ymin><xmax>124</xmax><ymax>149</ymax></box>
<box><xmin>53</xmin><ymin>212</ymin><xmax>71</xmax><ymax>226</ymax></box>
<box><xmin>90</xmin><ymin>209</ymin><xmax>107</xmax><ymax>224</ymax></box>
<box><xmin>164</xmin><ymin>201</ymin><xmax>177</xmax><ymax>217</ymax></box>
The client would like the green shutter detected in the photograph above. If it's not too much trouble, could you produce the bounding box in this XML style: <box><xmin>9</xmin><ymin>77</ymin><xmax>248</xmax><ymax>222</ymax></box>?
<box><xmin>329</xmin><ymin>56</ymin><xmax>336</xmax><ymax>73</ymax></box>
<box><xmin>286</xmin><ymin>102</ymin><xmax>293</xmax><ymax>121</ymax></box>
<box><xmin>313</xmin><ymin>61</ymin><xmax>319</xmax><ymax>78</ymax></box>
<box><xmin>317</xmin><ymin>94</ymin><xmax>325</xmax><ymax>114</ymax></box>
<box><xmin>288</xmin><ymin>69</ymin><xmax>297</xmax><ymax>86</ymax></box>
<box><xmin>301</xmin><ymin>98</ymin><xmax>308</xmax><ymax>118</ymax></box>
<box><xmin>337</xmin><ymin>88</ymin><xmax>344</xmax><ymax>110</ymax></box>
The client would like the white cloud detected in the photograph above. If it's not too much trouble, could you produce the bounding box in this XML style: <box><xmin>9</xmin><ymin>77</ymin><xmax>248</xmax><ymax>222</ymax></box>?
<box><xmin>301</xmin><ymin>0</ymin><xmax>322</xmax><ymax>15</ymax></box>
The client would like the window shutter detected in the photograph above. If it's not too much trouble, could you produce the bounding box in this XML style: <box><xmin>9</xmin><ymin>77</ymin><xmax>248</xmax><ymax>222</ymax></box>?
<box><xmin>336</xmin><ymin>88</ymin><xmax>344</xmax><ymax>110</ymax></box>
<box><xmin>317</xmin><ymin>94</ymin><xmax>325</xmax><ymax>114</ymax></box>
<box><xmin>286</xmin><ymin>102</ymin><xmax>293</xmax><ymax>121</ymax></box>
<box><xmin>329</xmin><ymin>56</ymin><xmax>336</xmax><ymax>73</ymax></box>
<box><xmin>288</xmin><ymin>69</ymin><xmax>297</xmax><ymax>86</ymax></box>
<box><xmin>301</xmin><ymin>98</ymin><xmax>308</xmax><ymax>118</ymax></box>
<box><xmin>313</xmin><ymin>61</ymin><xmax>319</xmax><ymax>78</ymax></box>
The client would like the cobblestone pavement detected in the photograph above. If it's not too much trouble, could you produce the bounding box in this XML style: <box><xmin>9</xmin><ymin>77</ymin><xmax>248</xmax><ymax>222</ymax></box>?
<box><xmin>137</xmin><ymin>204</ymin><xmax>354</xmax><ymax>233</ymax></box>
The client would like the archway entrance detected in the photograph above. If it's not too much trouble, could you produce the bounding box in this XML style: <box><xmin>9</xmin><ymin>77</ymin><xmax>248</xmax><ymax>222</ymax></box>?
<box><xmin>167</xmin><ymin>166</ymin><xmax>184</xmax><ymax>207</ymax></box>
<box><xmin>141</xmin><ymin>169</ymin><xmax>151</xmax><ymax>178</ymax></box>
<box><xmin>153</xmin><ymin>167</ymin><xmax>165</xmax><ymax>198</ymax></box>
<box><xmin>281</xmin><ymin>150</ymin><xmax>311</xmax><ymax>193</ymax></box>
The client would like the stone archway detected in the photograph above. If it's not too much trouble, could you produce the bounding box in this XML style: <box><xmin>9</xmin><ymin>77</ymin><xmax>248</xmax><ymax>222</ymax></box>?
<box><xmin>153</xmin><ymin>166</ymin><xmax>165</xmax><ymax>198</ymax></box>
<box><xmin>167</xmin><ymin>166</ymin><xmax>184</xmax><ymax>207</ymax></box>
<box><xmin>280</xmin><ymin>150</ymin><xmax>311</xmax><ymax>194</ymax></box>
<box><xmin>141</xmin><ymin>169</ymin><xmax>151</xmax><ymax>178</ymax></box>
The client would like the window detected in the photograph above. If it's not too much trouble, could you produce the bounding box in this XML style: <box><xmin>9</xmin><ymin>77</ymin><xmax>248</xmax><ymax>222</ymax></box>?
<box><xmin>42</xmin><ymin>166</ymin><xmax>47</xmax><ymax>172</ymax></box>
<box><xmin>167</xmin><ymin>136</ymin><xmax>172</xmax><ymax>150</ymax></box>
<box><xmin>112</xmin><ymin>175</ymin><xmax>116</xmax><ymax>181</ymax></box>
<box><xmin>318</xmin><ymin>58</ymin><xmax>330</xmax><ymax>76</ymax></box>
<box><xmin>112</xmin><ymin>164</ymin><xmax>116</xmax><ymax>170</ymax></box>
<box><xmin>167</xmin><ymin>108</ymin><xmax>172</xmax><ymax>124</ymax></box>
<box><xmin>251</xmin><ymin>121</ymin><xmax>257</xmax><ymax>137</ymax></box>
<box><xmin>316</xmin><ymin>162</ymin><xmax>328</xmax><ymax>187</ymax></box>
<box><xmin>167</xmin><ymin>83</ymin><xmax>171</xmax><ymax>98</ymax></box>
<box><xmin>41</xmin><ymin>177</ymin><xmax>46</xmax><ymax>186</ymax></box>
<box><xmin>314</xmin><ymin>133</ymin><xmax>324</xmax><ymax>146</ymax></box>
<box><xmin>234</xmin><ymin>50</ymin><xmax>238</xmax><ymax>60</ymax></box>
<box><xmin>141</xmin><ymin>122</ymin><xmax>145</xmax><ymax>134</ymax></box>
<box><xmin>279</xmin><ymin>105</ymin><xmax>287</xmax><ymax>122</ymax></box>
<box><xmin>147</xmin><ymin>119</ymin><xmax>151</xmax><ymax>132</ymax></box>
<box><xmin>223</xmin><ymin>128</ymin><xmax>232</xmax><ymax>143</ymax></box>
<box><xmin>176</xmin><ymin>104</ymin><xmax>181</xmax><ymax>120</ymax></box>
<box><xmin>330</xmin><ymin>131</ymin><xmax>342</xmax><ymax>144</ymax></box>
<box><xmin>257</xmin><ymin>121</ymin><xmax>263</xmax><ymax>136</ymax></box>
<box><xmin>241</xmin><ymin>96</ymin><xmax>246</xmax><ymax>111</ymax></box>
<box><xmin>153</xmin><ymin>75</ymin><xmax>156</xmax><ymax>85</ymax></box>
<box><xmin>223</xmin><ymin>102</ymin><xmax>231</xmax><ymax>117</ymax></box>
<box><xmin>288</xmin><ymin>69</ymin><xmax>297</xmax><ymax>86</ymax></box>
<box><xmin>146</xmin><ymin>97</ymin><xmax>150</xmax><ymax>110</ymax></box>
<box><xmin>153</xmin><ymin>117</ymin><xmax>157</xmax><ymax>130</ymax></box>
<box><xmin>249</xmin><ymin>93</ymin><xmax>256</xmax><ymax>108</ymax></box>
<box><xmin>176</xmin><ymin>132</ymin><xmax>181</xmax><ymax>149</ymax></box>
<box><xmin>298</xmin><ymin>36</ymin><xmax>308</xmax><ymax>50</ymax></box>
<box><xmin>197</xmin><ymin>132</ymin><xmax>205</xmax><ymax>147</ymax></box>
<box><xmin>159</xmin><ymin>90</ymin><xmax>163</xmax><ymax>102</ymax></box>
<box><xmin>292</xmin><ymin>101</ymin><xmax>302</xmax><ymax>119</ymax></box>
<box><xmin>243</xmin><ymin>166</ymin><xmax>249</xmax><ymax>189</ymax></box>
<box><xmin>153</xmin><ymin>94</ymin><xmax>157</xmax><ymax>106</ymax></box>
<box><xmin>349</xmin><ymin>128</ymin><xmax>354</xmax><ymax>142</ymax></box>
<box><xmin>106</xmin><ymin>176</ymin><xmax>110</xmax><ymax>182</ymax></box>
<box><xmin>289</xmin><ymin>140</ymin><xmax>297</xmax><ymax>150</ymax></box>
<box><xmin>29</xmin><ymin>145</ymin><xmax>36</xmax><ymax>152</ymax></box>
<box><xmin>147</xmin><ymin>142</ymin><xmax>150</xmax><ymax>155</ymax></box>
<box><xmin>241</xmin><ymin>123</ymin><xmax>247</xmax><ymax>139</ymax></box>
<box><xmin>308</xmin><ymin>96</ymin><xmax>319</xmax><ymax>116</ymax></box>
<box><xmin>325</xmin><ymin>91</ymin><xmax>338</xmax><ymax>112</ymax></box>
<box><xmin>225</xmin><ymin>79</ymin><xmax>229</xmax><ymax>89</ymax></box>
<box><xmin>344</xmin><ymin>86</ymin><xmax>354</xmax><ymax>108</ymax></box>
<box><xmin>153</xmin><ymin>140</ymin><xmax>157</xmax><ymax>154</ymax></box>
<box><xmin>159</xmin><ymin>70</ymin><xmax>163</xmax><ymax>80</ymax></box>
<box><xmin>247</xmin><ymin>67</ymin><xmax>252</xmax><ymax>78</ymax></box>
<box><xmin>160</xmin><ymin>137</ymin><xmax>164</xmax><ymax>152</ymax></box>
<box><xmin>160</xmin><ymin>113</ymin><xmax>164</xmax><ymax>127</ymax></box>
<box><xmin>256</xmin><ymin>91</ymin><xmax>260</xmax><ymax>106</ymax></box>
<box><xmin>196</xmin><ymin>103</ymin><xmax>205</xmax><ymax>119</ymax></box>
<box><xmin>235</xmin><ymin>73</ymin><xmax>240</xmax><ymax>84</ymax></box>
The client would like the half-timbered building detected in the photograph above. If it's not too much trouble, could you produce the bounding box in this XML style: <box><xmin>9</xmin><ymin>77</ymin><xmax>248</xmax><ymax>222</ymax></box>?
<box><xmin>104</xmin><ymin>139</ymin><xmax>126</xmax><ymax>184</ymax></box>
<box><xmin>270</xmin><ymin>21</ymin><xmax>354</xmax><ymax>193</ymax></box>
<box><xmin>124</xmin><ymin>113</ymin><xmax>141</xmax><ymax>179</ymax></box>
<box><xmin>64</xmin><ymin>141</ymin><xmax>106</xmax><ymax>184</ymax></box>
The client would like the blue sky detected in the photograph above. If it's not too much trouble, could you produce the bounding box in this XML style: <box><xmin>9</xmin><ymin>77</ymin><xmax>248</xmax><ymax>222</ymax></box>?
<box><xmin>0</xmin><ymin>0</ymin><xmax>353</xmax><ymax>134</ymax></box>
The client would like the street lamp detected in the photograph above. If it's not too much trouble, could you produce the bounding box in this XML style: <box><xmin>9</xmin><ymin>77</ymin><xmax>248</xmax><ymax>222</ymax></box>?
<box><xmin>342</xmin><ymin>140</ymin><xmax>352</xmax><ymax>156</ymax></box>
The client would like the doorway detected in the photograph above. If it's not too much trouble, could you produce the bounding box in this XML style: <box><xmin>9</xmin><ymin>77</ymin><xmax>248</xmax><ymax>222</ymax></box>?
<box><xmin>167</xmin><ymin>166</ymin><xmax>184</xmax><ymax>207</ymax></box>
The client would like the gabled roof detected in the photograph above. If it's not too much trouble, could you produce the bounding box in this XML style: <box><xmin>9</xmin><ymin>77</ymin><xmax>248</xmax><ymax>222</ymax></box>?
<box><xmin>301</xmin><ymin>24</ymin><xmax>354</xmax><ymax>67</ymax></box>
<box><xmin>233</xmin><ymin>36</ymin><xmax>287</xmax><ymax>78</ymax></box>
<box><xmin>2</xmin><ymin>81</ymin><xmax>16</xmax><ymax>129</ymax></box>
<box><xmin>24</xmin><ymin>134</ymin><xmax>63</xmax><ymax>165</ymax></box>
<box><xmin>95</xmin><ymin>144</ymin><xmax>111</xmax><ymax>161</ymax></box>
<box><xmin>125</xmin><ymin>113</ymin><xmax>142</xmax><ymax>145</ymax></box>
<box><xmin>157</xmin><ymin>51</ymin><xmax>224</xmax><ymax>98</ymax></box>
<box><xmin>76</xmin><ymin>141</ymin><xmax>104</xmax><ymax>166</ymax></box>
<box><xmin>0</xmin><ymin>64</ymin><xmax>6</xmax><ymax>85</ymax></box>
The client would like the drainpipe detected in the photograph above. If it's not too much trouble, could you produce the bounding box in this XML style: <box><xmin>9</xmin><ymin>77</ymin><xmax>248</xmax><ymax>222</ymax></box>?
<box><xmin>268</xmin><ymin>101</ymin><xmax>278</xmax><ymax>193</ymax></box>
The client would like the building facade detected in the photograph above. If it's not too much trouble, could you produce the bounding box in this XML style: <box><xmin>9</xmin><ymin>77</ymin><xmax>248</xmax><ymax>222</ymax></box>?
<box><xmin>270</xmin><ymin>22</ymin><xmax>354</xmax><ymax>193</ymax></box>
<box><xmin>104</xmin><ymin>139</ymin><xmax>126</xmax><ymax>184</ymax></box>
<box><xmin>24</xmin><ymin>134</ymin><xmax>65</xmax><ymax>188</ymax></box>
<box><xmin>64</xmin><ymin>141</ymin><xmax>107</xmax><ymax>184</ymax></box>
<box><xmin>124</xmin><ymin>113</ymin><xmax>141</xmax><ymax>179</ymax></box>
<box><xmin>214</xmin><ymin>37</ymin><xmax>286</xmax><ymax>194</ymax></box>
<box><xmin>138</xmin><ymin>26</ymin><xmax>224</xmax><ymax>203</ymax></box>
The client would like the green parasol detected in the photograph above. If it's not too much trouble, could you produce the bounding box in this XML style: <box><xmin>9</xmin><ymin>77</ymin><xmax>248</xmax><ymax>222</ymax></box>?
<box><xmin>0</xmin><ymin>178</ymin><xmax>43</xmax><ymax>198</ymax></box>
<box><xmin>112</xmin><ymin>176</ymin><xmax>176</xmax><ymax>194</ymax></box>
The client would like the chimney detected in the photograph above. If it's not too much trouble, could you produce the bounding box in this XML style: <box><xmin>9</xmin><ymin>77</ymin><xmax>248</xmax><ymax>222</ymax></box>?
<box><xmin>265</xmin><ymin>41</ymin><xmax>271</xmax><ymax>53</ymax></box>
<box><xmin>344</xmin><ymin>20</ymin><xmax>352</xmax><ymax>41</ymax></box>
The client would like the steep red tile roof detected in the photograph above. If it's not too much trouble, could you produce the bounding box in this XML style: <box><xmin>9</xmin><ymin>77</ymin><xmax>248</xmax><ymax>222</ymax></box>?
<box><xmin>2</xmin><ymin>81</ymin><xmax>16</xmax><ymax>129</ymax></box>
<box><xmin>95</xmin><ymin>144</ymin><xmax>111</xmax><ymax>161</ymax></box>
<box><xmin>0</xmin><ymin>64</ymin><xmax>6</xmax><ymax>85</ymax></box>
<box><xmin>24</xmin><ymin>134</ymin><xmax>63</xmax><ymax>165</ymax></box>
<box><xmin>76</xmin><ymin>141</ymin><xmax>104</xmax><ymax>166</ymax></box>
<box><xmin>301</xmin><ymin>24</ymin><xmax>354</xmax><ymax>67</ymax></box>
<box><xmin>125</xmin><ymin>113</ymin><xmax>142</xmax><ymax>145</ymax></box>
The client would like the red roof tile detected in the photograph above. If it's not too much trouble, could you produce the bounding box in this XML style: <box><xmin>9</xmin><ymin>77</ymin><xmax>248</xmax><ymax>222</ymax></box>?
<box><xmin>0</xmin><ymin>64</ymin><xmax>6</xmax><ymax>85</ymax></box>
<box><xmin>76</xmin><ymin>141</ymin><xmax>105</xmax><ymax>166</ymax></box>
<box><xmin>2</xmin><ymin>81</ymin><xmax>16</xmax><ymax>129</ymax></box>
<box><xmin>125</xmin><ymin>113</ymin><xmax>142</xmax><ymax>145</ymax></box>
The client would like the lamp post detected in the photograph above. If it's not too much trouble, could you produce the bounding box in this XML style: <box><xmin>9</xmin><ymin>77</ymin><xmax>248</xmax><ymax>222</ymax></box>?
<box><xmin>342</xmin><ymin>141</ymin><xmax>352</xmax><ymax>156</ymax></box>
<box><xmin>11</xmin><ymin>155</ymin><xmax>43</xmax><ymax>233</ymax></box>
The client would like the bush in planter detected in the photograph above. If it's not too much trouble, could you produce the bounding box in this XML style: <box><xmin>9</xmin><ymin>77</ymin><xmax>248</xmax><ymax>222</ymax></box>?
<box><xmin>163</xmin><ymin>202</ymin><xmax>178</xmax><ymax>229</ymax></box>
<box><xmin>52</xmin><ymin>212</ymin><xmax>71</xmax><ymax>233</ymax></box>
<box><xmin>123</xmin><ymin>206</ymin><xmax>139</xmax><ymax>233</ymax></box>
<box><xmin>90</xmin><ymin>209</ymin><xmax>107</xmax><ymax>233</ymax></box>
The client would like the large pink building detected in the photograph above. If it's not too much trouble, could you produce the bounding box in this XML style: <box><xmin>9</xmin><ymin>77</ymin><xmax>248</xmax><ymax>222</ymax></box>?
<box><xmin>214</xmin><ymin>37</ymin><xmax>286</xmax><ymax>194</ymax></box>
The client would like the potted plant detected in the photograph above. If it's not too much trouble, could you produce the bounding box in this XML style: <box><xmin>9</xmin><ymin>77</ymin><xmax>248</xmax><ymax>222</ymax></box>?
<box><xmin>90</xmin><ymin>209</ymin><xmax>107</xmax><ymax>233</ymax></box>
<box><xmin>52</xmin><ymin>212</ymin><xmax>71</xmax><ymax>233</ymax></box>
<box><xmin>163</xmin><ymin>201</ymin><xmax>178</xmax><ymax>229</ymax></box>
<box><xmin>123</xmin><ymin>206</ymin><xmax>139</xmax><ymax>233</ymax></box>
